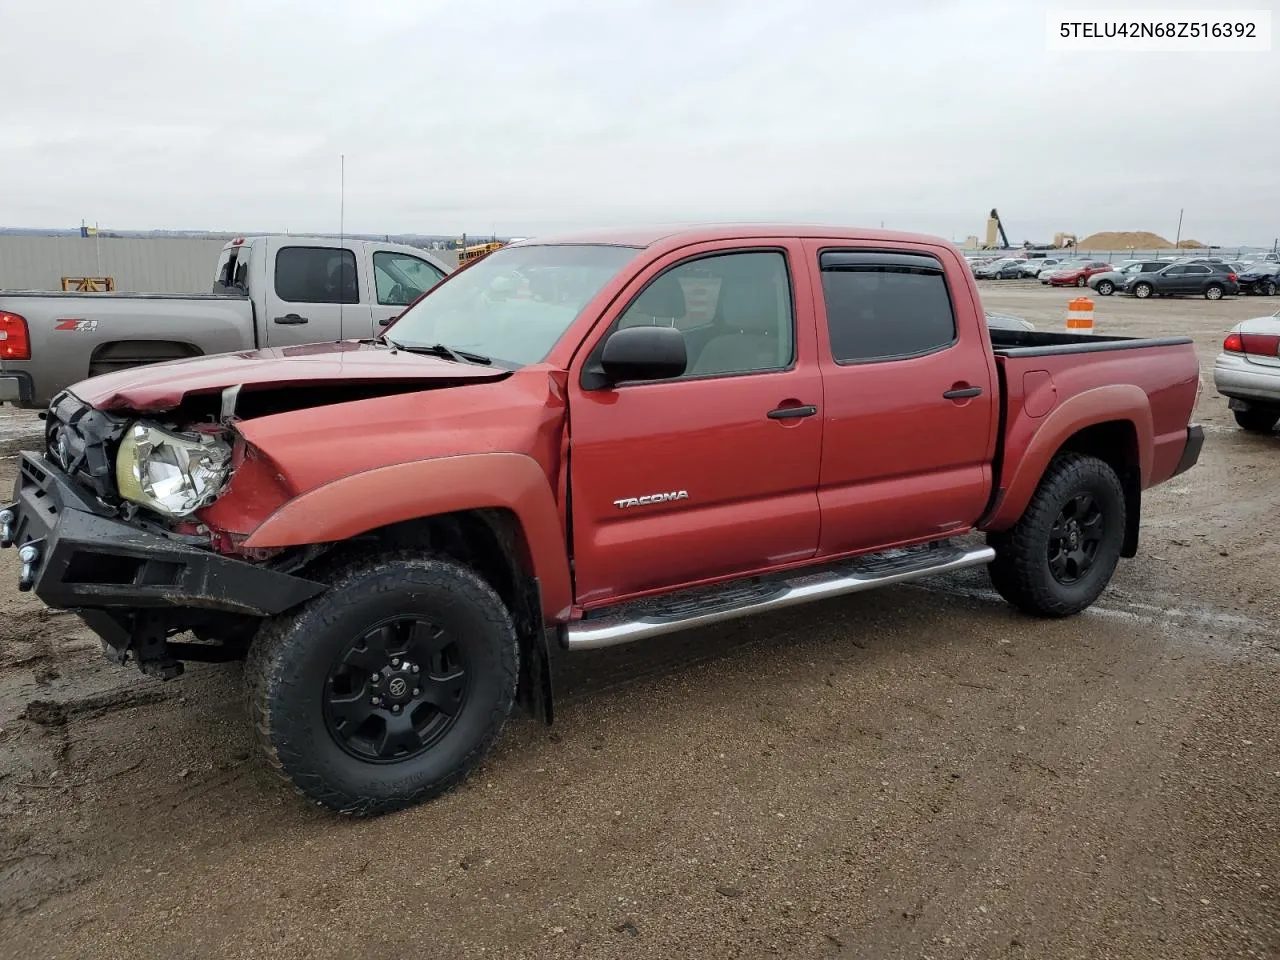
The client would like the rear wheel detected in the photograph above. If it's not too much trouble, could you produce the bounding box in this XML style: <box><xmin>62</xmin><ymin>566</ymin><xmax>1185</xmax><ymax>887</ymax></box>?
<box><xmin>987</xmin><ymin>453</ymin><xmax>1126</xmax><ymax>618</ymax></box>
<box><xmin>245</xmin><ymin>554</ymin><xmax>519</xmax><ymax>816</ymax></box>
<box><xmin>1076</xmin><ymin>276</ymin><xmax>1087</xmax><ymax>287</ymax></box>
<box><xmin>1096</xmin><ymin>280</ymin><xmax>1115</xmax><ymax>296</ymax></box>
<box><xmin>1205</xmin><ymin>283</ymin><xmax>1225</xmax><ymax>301</ymax></box>
<box><xmin>1233</xmin><ymin>408</ymin><xmax>1280</xmax><ymax>433</ymax></box>
<box><xmin>1133</xmin><ymin>282</ymin><xmax>1153</xmax><ymax>299</ymax></box>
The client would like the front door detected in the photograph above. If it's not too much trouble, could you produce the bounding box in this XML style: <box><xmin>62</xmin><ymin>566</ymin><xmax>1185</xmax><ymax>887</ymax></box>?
<box><xmin>263</xmin><ymin>239</ymin><xmax>372</xmax><ymax>347</ymax></box>
<box><xmin>567</xmin><ymin>242</ymin><xmax>824</xmax><ymax>607</ymax></box>
<box><xmin>804</xmin><ymin>241</ymin><xmax>999</xmax><ymax>555</ymax></box>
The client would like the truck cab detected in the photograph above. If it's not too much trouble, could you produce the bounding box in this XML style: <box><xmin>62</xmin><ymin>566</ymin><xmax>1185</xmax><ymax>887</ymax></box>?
<box><xmin>212</xmin><ymin>236</ymin><xmax>451</xmax><ymax>345</ymax></box>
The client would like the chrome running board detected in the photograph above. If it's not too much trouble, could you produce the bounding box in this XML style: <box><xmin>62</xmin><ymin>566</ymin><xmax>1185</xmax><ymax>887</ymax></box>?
<box><xmin>566</xmin><ymin>542</ymin><xmax>996</xmax><ymax>650</ymax></box>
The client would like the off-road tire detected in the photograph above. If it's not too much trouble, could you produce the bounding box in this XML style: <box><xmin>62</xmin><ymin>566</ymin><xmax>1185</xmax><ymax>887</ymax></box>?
<box><xmin>1233</xmin><ymin>408</ymin><xmax>1280</xmax><ymax>433</ymax></box>
<box><xmin>245</xmin><ymin>553</ymin><xmax>519</xmax><ymax>816</ymax></box>
<box><xmin>986</xmin><ymin>453</ymin><xmax>1126</xmax><ymax>618</ymax></box>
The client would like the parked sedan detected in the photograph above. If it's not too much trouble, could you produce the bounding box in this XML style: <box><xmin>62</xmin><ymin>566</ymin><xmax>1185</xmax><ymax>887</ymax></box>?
<box><xmin>1213</xmin><ymin>308</ymin><xmax>1280</xmax><ymax>432</ymax></box>
<box><xmin>1237</xmin><ymin>262</ymin><xmax>1280</xmax><ymax>296</ymax></box>
<box><xmin>1048</xmin><ymin>260</ymin><xmax>1114</xmax><ymax>287</ymax></box>
<box><xmin>1123</xmin><ymin>262</ymin><xmax>1239</xmax><ymax>300</ymax></box>
<box><xmin>1088</xmin><ymin>260</ymin><xmax>1172</xmax><ymax>296</ymax></box>
<box><xmin>1041</xmin><ymin>259</ymin><xmax>1088</xmax><ymax>284</ymax></box>
<box><xmin>973</xmin><ymin>257</ymin><xmax>1023</xmax><ymax>279</ymax></box>
<box><xmin>1020</xmin><ymin>257</ymin><xmax>1060</xmax><ymax>277</ymax></box>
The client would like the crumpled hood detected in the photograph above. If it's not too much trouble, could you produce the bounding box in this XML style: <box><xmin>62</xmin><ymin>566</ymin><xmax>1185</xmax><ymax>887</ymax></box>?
<box><xmin>69</xmin><ymin>340</ymin><xmax>507</xmax><ymax>412</ymax></box>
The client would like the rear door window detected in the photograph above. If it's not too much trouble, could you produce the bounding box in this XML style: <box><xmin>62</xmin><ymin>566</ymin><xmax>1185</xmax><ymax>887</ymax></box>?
<box><xmin>819</xmin><ymin>251</ymin><xmax>957</xmax><ymax>363</ymax></box>
<box><xmin>274</xmin><ymin>247</ymin><xmax>359</xmax><ymax>304</ymax></box>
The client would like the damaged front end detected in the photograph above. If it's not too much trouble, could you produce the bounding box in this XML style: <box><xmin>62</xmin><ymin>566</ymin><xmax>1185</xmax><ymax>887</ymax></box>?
<box><xmin>0</xmin><ymin>389</ymin><xmax>325</xmax><ymax>678</ymax></box>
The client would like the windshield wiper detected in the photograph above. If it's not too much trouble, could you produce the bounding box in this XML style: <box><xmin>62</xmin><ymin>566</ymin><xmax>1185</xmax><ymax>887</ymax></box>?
<box><xmin>375</xmin><ymin>335</ymin><xmax>493</xmax><ymax>365</ymax></box>
<box><xmin>407</xmin><ymin>342</ymin><xmax>493</xmax><ymax>365</ymax></box>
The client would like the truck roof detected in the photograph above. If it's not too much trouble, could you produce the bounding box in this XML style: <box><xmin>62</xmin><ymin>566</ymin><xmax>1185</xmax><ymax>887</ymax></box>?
<box><xmin>508</xmin><ymin>223</ymin><xmax>954</xmax><ymax>251</ymax></box>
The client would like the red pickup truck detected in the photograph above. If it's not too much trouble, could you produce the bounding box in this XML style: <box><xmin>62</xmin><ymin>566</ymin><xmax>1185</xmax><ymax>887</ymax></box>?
<box><xmin>2</xmin><ymin>225</ymin><xmax>1203</xmax><ymax>815</ymax></box>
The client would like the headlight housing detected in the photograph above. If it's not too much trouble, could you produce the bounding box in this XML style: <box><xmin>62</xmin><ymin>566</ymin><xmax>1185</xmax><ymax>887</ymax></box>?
<box><xmin>114</xmin><ymin>422</ymin><xmax>233</xmax><ymax>518</ymax></box>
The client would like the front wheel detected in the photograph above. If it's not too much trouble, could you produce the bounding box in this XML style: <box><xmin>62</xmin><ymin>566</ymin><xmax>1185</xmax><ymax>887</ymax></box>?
<box><xmin>1096</xmin><ymin>280</ymin><xmax>1114</xmax><ymax>296</ymax></box>
<box><xmin>1234</xmin><ymin>408</ymin><xmax>1280</xmax><ymax>433</ymax></box>
<box><xmin>245</xmin><ymin>554</ymin><xmax>519</xmax><ymax>816</ymax></box>
<box><xmin>1262</xmin><ymin>280</ymin><xmax>1276</xmax><ymax>297</ymax></box>
<box><xmin>987</xmin><ymin>453</ymin><xmax>1126</xmax><ymax>618</ymax></box>
<box><xmin>1133</xmin><ymin>282</ymin><xmax>1153</xmax><ymax>299</ymax></box>
<box><xmin>1205</xmin><ymin>283</ymin><xmax>1225</xmax><ymax>301</ymax></box>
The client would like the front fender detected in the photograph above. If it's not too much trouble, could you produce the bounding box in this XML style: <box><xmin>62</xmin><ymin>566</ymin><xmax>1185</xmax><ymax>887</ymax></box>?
<box><xmin>985</xmin><ymin>383</ymin><xmax>1153</xmax><ymax>531</ymax></box>
<box><xmin>241</xmin><ymin>452</ymin><xmax>572</xmax><ymax>621</ymax></box>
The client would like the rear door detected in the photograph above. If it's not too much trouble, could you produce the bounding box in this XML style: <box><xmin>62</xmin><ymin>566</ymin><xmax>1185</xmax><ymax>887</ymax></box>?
<box><xmin>369</xmin><ymin>248</ymin><xmax>449</xmax><ymax>331</ymax></box>
<box><xmin>1156</xmin><ymin>264</ymin><xmax>1186</xmax><ymax>293</ymax></box>
<box><xmin>261</xmin><ymin>239</ymin><xmax>373</xmax><ymax>346</ymax></box>
<box><xmin>804</xmin><ymin>241</ymin><xmax>998</xmax><ymax>555</ymax></box>
<box><xmin>567</xmin><ymin>240</ymin><xmax>824</xmax><ymax>607</ymax></box>
<box><xmin>1182</xmin><ymin>264</ymin><xmax>1213</xmax><ymax>294</ymax></box>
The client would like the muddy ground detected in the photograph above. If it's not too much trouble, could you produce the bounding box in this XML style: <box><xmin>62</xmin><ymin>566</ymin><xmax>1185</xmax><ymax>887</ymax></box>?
<box><xmin>1</xmin><ymin>284</ymin><xmax>1278</xmax><ymax>959</ymax></box>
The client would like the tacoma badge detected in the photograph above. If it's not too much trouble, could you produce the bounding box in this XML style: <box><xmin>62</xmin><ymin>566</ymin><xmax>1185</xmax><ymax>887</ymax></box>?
<box><xmin>613</xmin><ymin>490</ymin><xmax>689</xmax><ymax>509</ymax></box>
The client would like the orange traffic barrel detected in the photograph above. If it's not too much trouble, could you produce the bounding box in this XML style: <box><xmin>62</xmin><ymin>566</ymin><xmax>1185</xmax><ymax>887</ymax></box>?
<box><xmin>1066</xmin><ymin>296</ymin><xmax>1094</xmax><ymax>332</ymax></box>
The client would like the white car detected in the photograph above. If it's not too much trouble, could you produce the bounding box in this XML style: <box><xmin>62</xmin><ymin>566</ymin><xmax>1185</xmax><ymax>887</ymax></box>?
<box><xmin>1213</xmin><ymin>308</ymin><xmax>1280</xmax><ymax>433</ymax></box>
<box><xmin>1020</xmin><ymin>257</ymin><xmax>1059</xmax><ymax>277</ymax></box>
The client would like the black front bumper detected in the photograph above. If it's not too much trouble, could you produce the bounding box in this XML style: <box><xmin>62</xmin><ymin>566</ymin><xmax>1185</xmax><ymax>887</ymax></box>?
<box><xmin>1171</xmin><ymin>424</ymin><xmax>1204</xmax><ymax>478</ymax></box>
<box><xmin>2</xmin><ymin>451</ymin><xmax>325</xmax><ymax>621</ymax></box>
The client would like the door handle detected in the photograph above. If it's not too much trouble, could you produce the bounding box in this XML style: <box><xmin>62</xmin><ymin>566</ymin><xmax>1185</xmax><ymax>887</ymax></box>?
<box><xmin>273</xmin><ymin>313</ymin><xmax>309</xmax><ymax>325</ymax></box>
<box><xmin>767</xmin><ymin>404</ymin><xmax>818</xmax><ymax>420</ymax></box>
<box><xmin>378</xmin><ymin>316</ymin><xmax>397</xmax><ymax>326</ymax></box>
<box><xmin>943</xmin><ymin>386</ymin><xmax>983</xmax><ymax>400</ymax></box>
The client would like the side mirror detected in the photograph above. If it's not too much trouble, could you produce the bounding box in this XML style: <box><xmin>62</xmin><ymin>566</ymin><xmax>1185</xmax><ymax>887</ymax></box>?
<box><xmin>587</xmin><ymin>326</ymin><xmax>687</xmax><ymax>389</ymax></box>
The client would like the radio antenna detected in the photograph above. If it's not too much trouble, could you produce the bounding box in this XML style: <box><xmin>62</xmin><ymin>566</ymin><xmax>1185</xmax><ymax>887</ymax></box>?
<box><xmin>338</xmin><ymin>154</ymin><xmax>345</xmax><ymax>340</ymax></box>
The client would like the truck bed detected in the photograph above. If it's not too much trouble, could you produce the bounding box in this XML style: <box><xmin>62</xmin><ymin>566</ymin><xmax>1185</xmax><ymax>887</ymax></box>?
<box><xmin>0</xmin><ymin>291</ymin><xmax>257</xmax><ymax>409</ymax></box>
<box><xmin>984</xmin><ymin>327</ymin><xmax>1201</xmax><ymax>532</ymax></box>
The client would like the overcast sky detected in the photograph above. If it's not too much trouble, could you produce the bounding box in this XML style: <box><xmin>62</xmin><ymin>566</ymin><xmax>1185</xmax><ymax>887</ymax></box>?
<box><xmin>3</xmin><ymin>0</ymin><xmax>1277</xmax><ymax>244</ymax></box>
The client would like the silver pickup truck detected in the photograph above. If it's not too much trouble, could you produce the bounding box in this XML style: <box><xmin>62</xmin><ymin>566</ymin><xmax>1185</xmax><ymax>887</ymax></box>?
<box><xmin>0</xmin><ymin>235</ymin><xmax>453</xmax><ymax>408</ymax></box>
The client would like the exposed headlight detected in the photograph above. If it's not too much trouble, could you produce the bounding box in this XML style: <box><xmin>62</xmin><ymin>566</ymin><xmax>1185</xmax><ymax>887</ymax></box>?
<box><xmin>115</xmin><ymin>422</ymin><xmax>232</xmax><ymax>518</ymax></box>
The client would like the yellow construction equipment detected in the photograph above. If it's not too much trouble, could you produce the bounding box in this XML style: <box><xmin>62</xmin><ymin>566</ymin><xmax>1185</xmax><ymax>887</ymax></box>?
<box><xmin>61</xmin><ymin>276</ymin><xmax>115</xmax><ymax>292</ymax></box>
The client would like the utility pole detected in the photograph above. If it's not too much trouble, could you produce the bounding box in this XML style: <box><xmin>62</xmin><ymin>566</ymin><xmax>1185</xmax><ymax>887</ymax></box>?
<box><xmin>1174</xmin><ymin>208</ymin><xmax>1184</xmax><ymax>248</ymax></box>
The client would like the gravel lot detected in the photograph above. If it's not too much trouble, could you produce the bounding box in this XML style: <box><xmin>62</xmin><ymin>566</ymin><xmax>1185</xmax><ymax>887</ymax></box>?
<box><xmin>1</xmin><ymin>282</ymin><xmax>1278</xmax><ymax>960</ymax></box>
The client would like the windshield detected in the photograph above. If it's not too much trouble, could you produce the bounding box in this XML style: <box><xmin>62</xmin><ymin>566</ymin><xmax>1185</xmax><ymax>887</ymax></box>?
<box><xmin>384</xmin><ymin>244</ymin><xmax>638</xmax><ymax>366</ymax></box>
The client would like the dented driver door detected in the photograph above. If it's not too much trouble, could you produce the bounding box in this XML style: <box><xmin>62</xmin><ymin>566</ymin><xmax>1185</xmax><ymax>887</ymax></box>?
<box><xmin>566</xmin><ymin>239</ymin><xmax>824</xmax><ymax>608</ymax></box>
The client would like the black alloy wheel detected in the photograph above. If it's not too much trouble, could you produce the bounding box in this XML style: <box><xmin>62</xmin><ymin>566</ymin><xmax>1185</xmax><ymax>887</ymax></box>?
<box><xmin>323</xmin><ymin>616</ymin><xmax>470</xmax><ymax>763</ymax></box>
<box><xmin>1046</xmin><ymin>493</ymin><xmax>1104</xmax><ymax>585</ymax></box>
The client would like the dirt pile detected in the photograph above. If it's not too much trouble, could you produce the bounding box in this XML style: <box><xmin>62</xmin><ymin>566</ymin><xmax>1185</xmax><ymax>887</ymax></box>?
<box><xmin>1077</xmin><ymin>231</ymin><xmax>1208</xmax><ymax>249</ymax></box>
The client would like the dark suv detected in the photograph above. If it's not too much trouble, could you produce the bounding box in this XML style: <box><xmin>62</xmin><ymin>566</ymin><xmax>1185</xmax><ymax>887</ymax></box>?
<box><xmin>1123</xmin><ymin>262</ymin><xmax>1239</xmax><ymax>301</ymax></box>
